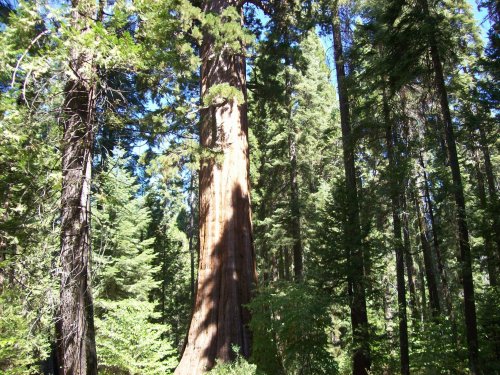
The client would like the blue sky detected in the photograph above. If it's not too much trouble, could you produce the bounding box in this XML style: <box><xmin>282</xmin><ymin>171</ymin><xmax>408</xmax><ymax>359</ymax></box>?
<box><xmin>316</xmin><ymin>0</ymin><xmax>491</xmax><ymax>85</ymax></box>
<box><xmin>469</xmin><ymin>0</ymin><xmax>490</xmax><ymax>40</ymax></box>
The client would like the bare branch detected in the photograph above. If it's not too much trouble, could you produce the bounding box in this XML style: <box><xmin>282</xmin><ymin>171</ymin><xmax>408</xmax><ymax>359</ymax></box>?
<box><xmin>11</xmin><ymin>30</ymin><xmax>51</xmax><ymax>88</ymax></box>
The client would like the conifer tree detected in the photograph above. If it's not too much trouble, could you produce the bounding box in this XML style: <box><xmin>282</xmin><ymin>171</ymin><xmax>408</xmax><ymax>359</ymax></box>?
<box><xmin>1</xmin><ymin>0</ymin><xmax>499</xmax><ymax>373</ymax></box>
<box><xmin>175</xmin><ymin>2</ymin><xmax>257</xmax><ymax>373</ymax></box>
<box><xmin>382</xmin><ymin>88</ymin><xmax>409</xmax><ymax>375</ymax></box>
<box><xmin>56</xmin><ymin>1</ymin><xmax>99</xmax><ymax>371</ymax></box>
<box><xmin>250</xmin><ymin>28</ymin><xmax>336</xmax><ymax>284</ymax></box>
<box><xmin>92</xmin><ymin>151</ymin><xmax>177</xmax><ymax>374</ymax></box>
<box><xmin>331</xmin><ymin>3</ymin><xmax>371</xmax><ymax>374</ymax></box>
<box><xmin>417</xmin><ymin>1</ymin><xmax>480</xmax><ymax>371</ymax></box>
<box><xmin>249</xmin><ymin>29</ymin><xmax>338</xmax><ymax>374</ymax></box>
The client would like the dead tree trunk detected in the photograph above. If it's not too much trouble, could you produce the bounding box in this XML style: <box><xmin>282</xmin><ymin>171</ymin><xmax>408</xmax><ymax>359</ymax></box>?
<box><xmin>174</xmin><ymin>1</ymin><xmax>257</xmax><ymax>373</ymax></box>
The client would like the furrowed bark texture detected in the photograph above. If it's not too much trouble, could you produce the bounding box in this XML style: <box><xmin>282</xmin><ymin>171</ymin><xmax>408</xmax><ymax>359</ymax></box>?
<box><xmin>174</xmin><ymin>1</ymin><xmax>257</xmax><ymax>373</ymax></box>
<box><xmin>332</xmin><ymin>6</ymin><xmax>371</xmax><ymax>375</ymax></box>
<box><xmin>419</xmin><ymin>0</ymin><xmax>480</xmax><ymax>371</ymax></box>
<box><xmin>56</xmin><ymin>0</ymin><xmax>98</xmax><ymax>372</ymax></box>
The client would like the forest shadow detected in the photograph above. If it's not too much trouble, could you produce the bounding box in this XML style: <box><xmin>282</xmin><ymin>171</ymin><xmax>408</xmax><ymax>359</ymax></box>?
<box><xmin>179</xmin><ymin>176</ymin><xmax>256</xmax><ymax>372</ymax></box>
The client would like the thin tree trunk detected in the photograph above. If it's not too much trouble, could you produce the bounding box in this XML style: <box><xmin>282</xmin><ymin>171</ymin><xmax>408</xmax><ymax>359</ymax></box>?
<box><xmin>478</xmin><ymin>126</ymin><xmax>500</xmax><ymax>259</ymax></box>
<box><xmin>383</xmin><ymin>277</ymin><xmax>394</xmax><ymax>340</ymax></box>
<box><xmin>0</xmin><ymin>192</ymin><xmax>10</xmax><ymax>291</ymax></box>
<box><xmin>382</xmin><ymin>89</ymin><xmax>410</xmax><ymax>375</ymax></box>
<box><xmin>418</xmin><ymin>152</ymin><xmax>453</xmax><ymax>315</ymax></box>
<box><xmin>414</xmin><ymin>189</ymin><xmax>441</xmax><ymax>316</ymax></box>
<box><xmin>56</xmin><ymin>0</ymin><xmax>97</xmax><ymax>373</ymax></box>
<box><xmin>419</xmin><ymin>151</ymin><xmax>460</xmax><ymax>350</ymax></box>
<box><xmin>332</xmin><ymin>6</ymin><xmax>371</xmax><ymax>374</ymax></box>
<box><xmin>174</xmin><ymin>1</ymin><xmax>257</xmax><ymax>373</ymax></box>
<box><xmin>162</xmin><ymin>242</ymin><xmax>167</xmax><ymax>324</ymax></box>
<box><xmin>289</xmin><ymin>131</ymin><xmax>303</xmax><ymax>281</ymax></box>
<box><xmin>402</xmin><ymin>193</ymin><xmax>419</xmax><ymax>323</ymax></box>
<box><xmin>284</xmin><ymin>41</ymin><xmax>303</xmax><ymax>281</ymax></box>
<box><xmin>419</xmin><ymin>0</ymin><xmax>480</xmax><ymax>371</ymax></box>
<box><xmin>284</xmin><ymin>247</ymin><xmax>292</xmax><ymax>281</ymax></box>
<box><xmin>474</xmin><ymin>152</ymin><xmax>497</xmax><ymax>286</ymax></box>
<box><xmin>415</xmin><ymin>253</ymin><xmax>427</xmax><ymax>323</ymax></box>
<box><xmin>278</xmin><ymin>247</ymin><xmax>285</xmax><ymax>280</ymax></box>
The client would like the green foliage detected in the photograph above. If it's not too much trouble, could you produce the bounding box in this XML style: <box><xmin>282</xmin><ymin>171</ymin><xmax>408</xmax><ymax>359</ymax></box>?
<box><xmin>93</xmin><ymin>152</ymin><xmax>158</xmax><ymax>301</ymax></box>
<box><xmin>409</xmin><ymin>317</ymin><xmax>466</xmax><ymax>373</ymax></box>
<box><xmin>144</xmin><ymin>149</ymin><xmax>194</xmax><ymax>350</ymax></box>
<box><xmin>477</xmin><ymin>286</ymin><xmax>500</xmax><ymax>373</ymax></box>
<box><xmin>0</xmin><ymin>288</ymin><xmax>51</xmax><ymax>374</ymax></box>
<box><xmin>0</xmin><ymin>62</ymin><xmax>60</xmax><ymax>374</ymax></box>
<box><xmin>250</xmin><ymin>30</ymin><xmax>339</xmax><ymax>281</ymax></box>
<box><xmin>95</xmin><ymin>300</ymin><xmax>177</xmax><ymax>375</ymax></box>
<box><xmin>201</xmin><ymin>6</ymin><xmax>254</xmax><ymax>55</ymax></box>
<box><xmin>249</xmin><ymin>282</ymin><xmax>338</xmax><ymax>375</ymax></box>
<box><xmin>92</xmin><ymin>151</ymin><xmax>177</xmax><ymax>373</ymax></box>
<box><xmin>203</xmin><ymin>83</ymin><xmax>244</xmax><ymax>106</ymax></box>
<box><xmin>208</xmin><ymin>347</ymin><xmax>261</xmax><ymax>375</ymax></box>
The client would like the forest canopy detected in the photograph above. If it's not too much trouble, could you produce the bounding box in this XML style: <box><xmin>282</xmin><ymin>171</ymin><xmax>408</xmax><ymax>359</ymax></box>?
<box><xmin>0</xmin><ymin>0</ymin><xmax>498</xmax><ymax>374</ymax></box>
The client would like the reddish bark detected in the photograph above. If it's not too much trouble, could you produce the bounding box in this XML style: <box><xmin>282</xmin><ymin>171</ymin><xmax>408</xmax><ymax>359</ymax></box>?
<box><xmin>174</xmin><ymin>1</ymin><xmax>257</xmax><ymax>373</ymax></box>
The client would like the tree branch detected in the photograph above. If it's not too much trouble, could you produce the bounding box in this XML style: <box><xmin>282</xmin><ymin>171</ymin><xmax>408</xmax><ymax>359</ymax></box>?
<box><xmin>11</xmin><ymin>30</ymin><xmax>50</xmax><ymax>88</ymax></box>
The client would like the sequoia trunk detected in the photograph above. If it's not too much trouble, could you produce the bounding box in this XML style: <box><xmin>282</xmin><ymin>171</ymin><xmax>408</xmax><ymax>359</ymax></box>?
<box><xmin>174</xmin><ymin>1</ymin><xmax>257</xmax><ymax>373</ymax></box>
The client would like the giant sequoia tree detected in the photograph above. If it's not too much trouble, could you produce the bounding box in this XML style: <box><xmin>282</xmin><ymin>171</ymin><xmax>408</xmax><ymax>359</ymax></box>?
<box><xmin>174</xmin><ymin>1</ymin><xmax>257</xmax><ymax>373</ymax></box>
